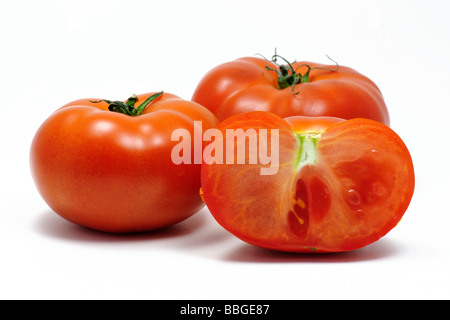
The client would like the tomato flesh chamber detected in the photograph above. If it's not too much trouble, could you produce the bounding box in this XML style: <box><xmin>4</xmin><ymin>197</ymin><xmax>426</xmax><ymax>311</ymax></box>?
<box><xmin>286</xmin><ymin>129</ymin><xmax>399</xmax><ymax>250</ymax></box>
<box><xmin>331</xmin><ymin>149</ymin><xmax>395</xmax><ymax>223</ymax></box>
<box><xmin>288</xmin><ymin>132</ymin><xmax>332</xmax><ymax>239</ymax></box>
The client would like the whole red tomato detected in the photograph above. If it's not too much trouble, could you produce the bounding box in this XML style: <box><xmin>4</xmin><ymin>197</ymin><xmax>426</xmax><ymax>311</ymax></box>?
<box><xmin>200</xmin><ymin>111</ymin><xmax>414</xmax><ymax>252</ymax></box>
<box><xmin>30</xmin><ymin>92</ymin><xmax>218</xmax><ymax>233</ymax></box>
<box><xmin>192</xmin><ymin>53</ymin><xmax>390</xmax><ymax>125</ymax></box>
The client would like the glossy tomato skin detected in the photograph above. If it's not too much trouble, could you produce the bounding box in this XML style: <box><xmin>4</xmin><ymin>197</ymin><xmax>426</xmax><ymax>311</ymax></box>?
<box><xmin>30</xmin><ymin>92</ymin><xmax>218</xmax><ymax>233</ymax></box>
<box><xmin>201</xmin><ymin>112</ymin><xmax>414</xmax><ymax>252</ymax></box>
<box><xmin>192</xmin><ymin>57</ymin><xmax>390</xmax><ymax>125</ymax></box>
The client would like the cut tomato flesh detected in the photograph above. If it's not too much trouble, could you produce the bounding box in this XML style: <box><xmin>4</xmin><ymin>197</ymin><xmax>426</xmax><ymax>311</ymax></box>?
<box><xmin>201</xmin><ymin>112</ymin><xmax>415</xmax><ymax>253</ymax></box>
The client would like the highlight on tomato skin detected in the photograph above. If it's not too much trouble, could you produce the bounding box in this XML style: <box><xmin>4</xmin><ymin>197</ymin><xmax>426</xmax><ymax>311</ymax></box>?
<box><xmin>200</xmin><ymin>111</ymin><xmax>415</xmax><ymax>253</ymax></box>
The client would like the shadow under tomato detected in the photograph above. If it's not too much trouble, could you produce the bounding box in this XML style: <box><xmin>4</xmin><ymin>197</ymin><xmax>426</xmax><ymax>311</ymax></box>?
<box><xmin>34</xmin><ymin>208</ymin><xmax>208</xmax><ymax>243</ymax></box>
<box><xmin>221</xmin><ymin>238</ymin><xmax>404</xmax><ymax>263</ymax></box>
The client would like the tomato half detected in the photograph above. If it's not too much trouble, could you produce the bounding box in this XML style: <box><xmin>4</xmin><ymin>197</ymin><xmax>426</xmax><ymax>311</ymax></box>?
<box><xmin>192</xmin><ymin>54</ymin><xmax>390</xmax><ymax>125</ymax></box>
<box><xmin>30</xmin><ymin>92</ymin><xmax>218</xmax><ymax>233</ymax></box>
<box><xmin>200</xmin><ymin>112</ymin><xmax>414</xmax><ymax>252</ymax></box>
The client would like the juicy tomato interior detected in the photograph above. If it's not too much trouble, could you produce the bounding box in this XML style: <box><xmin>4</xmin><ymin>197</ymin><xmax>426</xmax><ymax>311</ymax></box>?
<box><xmin>201</xmin><ymin>112</ymin><xmax>414</xmax><ymax>253</ymax></box>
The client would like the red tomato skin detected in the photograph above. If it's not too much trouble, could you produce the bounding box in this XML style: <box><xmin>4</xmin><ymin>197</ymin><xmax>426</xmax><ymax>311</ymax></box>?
<box><xmin>30</xmin><ymin>92</ymin><xmax>218</xmax><ymax>233</ymax></box>
<box><xmin>192</xmin><ymin>57</ymin><xmax>390</xmax><ymax>125</ymax></box>
<box><xmin>201</xmin><ymin>112</ymin><xmax>414</xmax><ymax>253</ymax></box>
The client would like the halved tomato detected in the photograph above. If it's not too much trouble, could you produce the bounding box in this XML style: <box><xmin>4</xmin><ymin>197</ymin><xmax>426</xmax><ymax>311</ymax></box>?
<box><xmin>200</xmin><ymin>111</ymin><xmax>414</xmax><ymax>252</ymax></box>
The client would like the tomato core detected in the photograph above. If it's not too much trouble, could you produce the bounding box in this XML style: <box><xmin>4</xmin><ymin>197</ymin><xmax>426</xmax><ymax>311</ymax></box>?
<box><xmin>295</xmin><ymin>133</ymin><xmax>320</xmax><ymax>169</ymax></box>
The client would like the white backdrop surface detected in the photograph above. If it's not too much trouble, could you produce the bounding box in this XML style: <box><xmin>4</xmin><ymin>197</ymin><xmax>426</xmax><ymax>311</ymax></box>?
<box><xmin>1</xmin><ymin>0</ymin><xmax>449</xmax><ymax>300</ymax></box>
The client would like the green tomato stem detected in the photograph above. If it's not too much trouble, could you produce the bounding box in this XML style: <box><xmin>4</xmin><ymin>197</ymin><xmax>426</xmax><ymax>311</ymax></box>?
<box><xmin>260</xmin><ymin>50</ymin><xmax>340</xmax><ymax>95</ymax></box>
<box><xmin>90</xmin><ymin>91</ymin><xmax>163</xmax><ymax>116</ymax></box>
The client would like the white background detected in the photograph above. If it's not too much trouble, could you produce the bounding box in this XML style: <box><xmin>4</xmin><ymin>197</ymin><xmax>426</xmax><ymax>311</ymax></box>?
<box><xmin>1</xmin><ymin>0</ymin><xmax>449</xmax><ymax>300</ymax></box>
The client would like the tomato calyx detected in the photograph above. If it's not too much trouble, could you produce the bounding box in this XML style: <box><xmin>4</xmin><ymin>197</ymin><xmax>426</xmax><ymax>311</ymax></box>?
<box><xmin>260</xmin><ymin>50</ymin><xmax>340</xmax><ymax>94</ymax></box>
<box><xmin>264</xmin><ymin>54</ymin><xmax>306</xmax><ymax>94</ymax></box>
<box><xmin>90</xmin><ymin>91</ymin><xmax>163</xmax><ymax>116</ymax></box>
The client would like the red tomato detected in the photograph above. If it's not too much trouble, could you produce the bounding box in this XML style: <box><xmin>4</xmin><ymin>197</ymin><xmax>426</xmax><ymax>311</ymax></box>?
<box><xmin>200</xmin><ymin>111</ymin><xmax>414</xmax><ymax>252</ymax></box>
<box><xmin>30</xmin><ymin>92</ymin><xmax>218</xmax><ymax>233</ymax></box>
<box><xmin>192</xmin><ymin>53</ymin><xmax>390</xmax><ymax>125</ymax></box>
